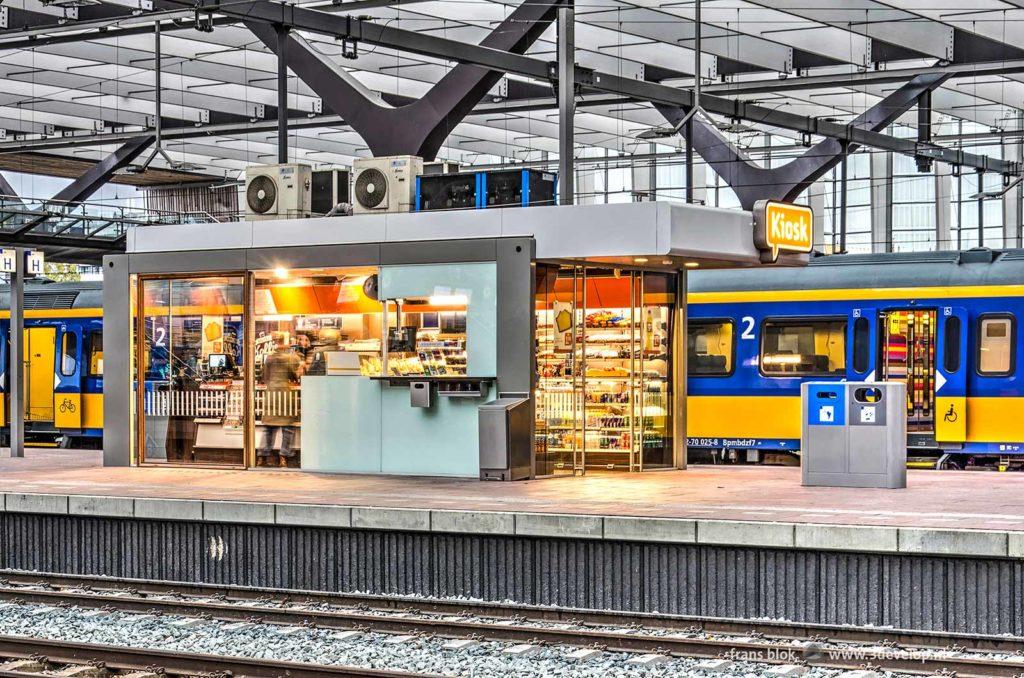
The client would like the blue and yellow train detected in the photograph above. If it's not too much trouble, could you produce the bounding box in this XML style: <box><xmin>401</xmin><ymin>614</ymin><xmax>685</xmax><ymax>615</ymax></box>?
<box><xmin>687</xmin><ymin>248</ymin><xmax>1024</xmax><ymax>469</ymax></box>
<box><xmin>4</xmin><ymin>249</ymin><xmax>1024</xmax><ymax>468</ymax></box>
<box><xmin>0</xmin><ymin>280</ymin><xmax>103</xmax><ymax>447</ymax></box>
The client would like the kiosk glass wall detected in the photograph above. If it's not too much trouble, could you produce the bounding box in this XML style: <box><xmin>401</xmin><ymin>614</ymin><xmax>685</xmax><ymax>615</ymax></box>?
<box><xmin>252</xmin><ymin>267</ymin><xmax>383</xmax><ymax>468</ymax></box>
<box><xmin>138</xmin><ymin>276</ymin><xmax>245</xmax><ymax>465</ymax></box>
<box><xmin>535</xmin><ymin>266</ymin><xmax>676</xmax><ymax>475</ymax></box>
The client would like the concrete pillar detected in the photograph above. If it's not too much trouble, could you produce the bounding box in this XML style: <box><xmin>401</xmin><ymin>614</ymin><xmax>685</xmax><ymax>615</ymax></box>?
<box><xmin>870</xmin><ymin>151</ymin><xmax>893</xmax><ymax>253</ymax></box>
<box><xmin>8</xmin><ymin>248</ymin><xmax>23</xmax><ymax>458</ymax></box>
<box><xmin>557</xmin><ymin>6</ymin><xmax>574</xmax><ymax>205</ymax></box>
<box><xmin>935</xmin><ymin>163</ymin><xmax>953</xmax><ymax>251</ymax></box>
<box><xmin>102</xmin><ymin>254</ymin><xmax>132</xmax><ymax>466</ymax></box>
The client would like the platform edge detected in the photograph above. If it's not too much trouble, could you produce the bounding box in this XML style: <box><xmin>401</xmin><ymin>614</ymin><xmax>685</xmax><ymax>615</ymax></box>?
<box><xmin>898</xmin><ymin>527</ymin><xmax>1009</xmax><ymax>557</ymax></box>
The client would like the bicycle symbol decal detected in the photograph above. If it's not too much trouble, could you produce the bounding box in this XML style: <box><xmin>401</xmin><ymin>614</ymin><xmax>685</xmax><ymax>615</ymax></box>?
<box><xmin>58</xmin><ymin>398</ymin><xmax>76</xmax><ymax>414</ymax></box>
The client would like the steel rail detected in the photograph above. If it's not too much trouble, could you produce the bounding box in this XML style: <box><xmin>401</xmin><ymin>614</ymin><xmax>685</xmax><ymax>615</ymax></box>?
<box><xmin>0</xmin><ymin>635</ymin><xmax>438</xmax><ymax>677</ymax></box>
<box><xmin>3</xmin><ymin>570</ymin><xmax>1022</xmax><ymax>653</ymax></box>
<box><xmin>1</xmin><ymin>574</ymin><xmax>1023</xmax><ymax>677</ymax></box>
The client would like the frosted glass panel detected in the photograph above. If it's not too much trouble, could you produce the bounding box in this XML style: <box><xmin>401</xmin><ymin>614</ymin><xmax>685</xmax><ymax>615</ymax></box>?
<box><xmin>379</xmin><ymin>262</ymin><xmax>497</xmax><ymax>377</ymax></box>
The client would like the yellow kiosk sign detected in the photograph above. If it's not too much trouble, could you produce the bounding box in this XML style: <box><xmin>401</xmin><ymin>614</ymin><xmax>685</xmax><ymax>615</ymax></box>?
<box><xmin>753</xmin><ymin>200</ymin><xmax>814</xmax><ymax>262</ymax></box>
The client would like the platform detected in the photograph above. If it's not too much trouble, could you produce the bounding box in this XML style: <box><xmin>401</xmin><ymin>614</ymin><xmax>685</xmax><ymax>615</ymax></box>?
<box><xmin>0</xmin><ymin>449</ymin><xmax>1022</xmax><ymax>558</ymax></box>
<box><xmin>2</xmin><ymin>449</ymin><xmax>1023</xmax><ymax>635</ymax></box>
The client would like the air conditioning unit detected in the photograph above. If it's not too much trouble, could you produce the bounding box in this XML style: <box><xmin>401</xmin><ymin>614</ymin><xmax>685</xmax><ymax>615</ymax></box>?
<box><xmin>351</xmin><ymin>155</ymin><xmax>423</xmax><ymax>215</ymax></box>
<box><xmin>244</xmin><ymin>163</ymin><xmax>313</xmax><ymax>220</ymax></box>
<box><xmin>423</xmin><ymin>160</ymin><xmax>460</xmax><ymax>176</ymax></box>
<box><xmin>311</xmin><ymin>168</ymin><xmax>351</xmax><ymax>215</ymax></box>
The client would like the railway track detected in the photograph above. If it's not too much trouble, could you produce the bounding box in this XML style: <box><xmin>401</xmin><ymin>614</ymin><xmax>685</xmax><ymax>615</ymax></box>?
<box><xmin>0</xmin><ymin>571</ymin><xmax>1022</xmax><ymax>677</ymax></box>
<box><xmin>0</xmin><ymin>634</ymin><xmax>436</xmax><ymax>677</ymax></box>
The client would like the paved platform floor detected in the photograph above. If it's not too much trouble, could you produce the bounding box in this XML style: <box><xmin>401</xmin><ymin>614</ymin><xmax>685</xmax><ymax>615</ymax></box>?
<box><xmin>0</xmin><ymin>449</ymin><xmax>1023</xmax><ymax>531</ymax></box>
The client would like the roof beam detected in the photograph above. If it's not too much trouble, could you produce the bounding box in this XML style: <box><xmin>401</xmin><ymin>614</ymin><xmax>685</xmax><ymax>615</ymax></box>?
<box><xmin>12</xmin><ymin>134</ymin><xmax>153</xmax><ymax>236</ymax></box>
<box><xmin>194</xmin><ymin>0</ymin><xmax>1015</xmax><ymax>175</ymax></box>
<box><xmin>700</xmin><ymin>60</ymin><xmax>1024</xmax><ymax>96</ymax></box>
<box><xmin>744</xmin><ymin>0</ymin><xmax>954</xmax><ymax>62</ymax></box>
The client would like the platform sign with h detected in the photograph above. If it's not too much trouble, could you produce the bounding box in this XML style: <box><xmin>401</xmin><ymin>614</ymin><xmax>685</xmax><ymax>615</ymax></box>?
<box><xmin>25</xmin><ymin>250</ymin><xmax>44</xmax><ymax>277</ymax></box>
<box><xmin>0</xmin><ymin>249</ymin><xmax>44</xmax><ymax>276</ymax></box>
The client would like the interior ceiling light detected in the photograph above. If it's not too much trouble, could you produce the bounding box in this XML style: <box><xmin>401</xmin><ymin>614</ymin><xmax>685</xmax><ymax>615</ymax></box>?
<box><xmin>661</xmin><ymin>259</ymin><xmax>673</xmax><ymax>265</ymax></box>
<box><xmin>684</xmin><ymin>261</ymin><xmax>700</xmax><ymax>268</ymax></box>
<box><xmin>428</xmin><ymin>294</ymin><xmax>469</xmax><ymax>306</ymax></box>
<box><xmin>634</xmin><ymin>257</ymin><xmax>649</xmax><ymax>263</ymax></box>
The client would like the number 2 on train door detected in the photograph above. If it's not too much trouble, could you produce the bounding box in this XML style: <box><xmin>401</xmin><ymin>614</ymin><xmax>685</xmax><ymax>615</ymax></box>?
<box><xmin>740</xmin><ymin>317</ymin><xmax>755</xmax><ymax>340</ymax></box>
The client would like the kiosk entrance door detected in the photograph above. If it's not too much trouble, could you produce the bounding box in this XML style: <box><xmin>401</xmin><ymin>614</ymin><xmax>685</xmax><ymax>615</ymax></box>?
<box><xmin>535</xmin><ymin>266</ymin><xmax>675</xmax><ymax>476</ymax></box>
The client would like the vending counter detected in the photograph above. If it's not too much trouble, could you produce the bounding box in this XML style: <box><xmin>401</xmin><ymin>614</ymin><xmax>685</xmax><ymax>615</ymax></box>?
<box><xmin>300</xmin><ymin>375</ymin><xmax>489</xmax><ymax>476</ymax></box>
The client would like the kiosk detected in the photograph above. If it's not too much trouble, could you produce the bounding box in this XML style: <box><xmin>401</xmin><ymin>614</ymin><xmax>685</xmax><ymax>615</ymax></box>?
<box><xmin>105</xmin><ymin>201</ymin><xmax>806</xmax><ymax>478</ymax></box>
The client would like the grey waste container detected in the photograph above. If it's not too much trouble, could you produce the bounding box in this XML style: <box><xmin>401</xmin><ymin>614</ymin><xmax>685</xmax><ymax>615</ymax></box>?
<box><xmin>801</xmin><ymin>381</ymin><xmax>907</xmax><ymax>489</ymax></box>
<box><xmin>479</xmin><ymin>397</ymin><xmax>532</xmax><ymax>481</ymax></box>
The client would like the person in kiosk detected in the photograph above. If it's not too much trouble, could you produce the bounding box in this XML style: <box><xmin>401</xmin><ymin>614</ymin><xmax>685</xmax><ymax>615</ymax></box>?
<box><xmin>258</xmin><ymin>333</ymin><xmax>303</xmax><ymax>468</ymax></box>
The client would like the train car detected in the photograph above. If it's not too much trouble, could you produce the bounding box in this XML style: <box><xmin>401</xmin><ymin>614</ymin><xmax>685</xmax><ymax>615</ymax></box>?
<box><xmin>0</xmin><ymin>280</ymin><xmax>103</xmax><ymax>448</ymax></box>
<box><xmin>687</xmin><ymin>248</ymin><xmax>1024</xmax><ymax>470</ymax></box>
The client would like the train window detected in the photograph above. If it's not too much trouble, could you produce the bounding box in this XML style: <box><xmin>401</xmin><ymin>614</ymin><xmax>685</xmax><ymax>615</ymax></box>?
<box><xmin>60</xmin><ymin>331</ymin><xmax>77</xmax><ymax>376</ymax></box>
<box><xmin>943</xmin><ymin>316</ymin><xmax>961</xmax><ymax>373</ymax></box>
<box><xmin>87</xmin><ymin>331</ymin><xmax>103</xmax><ymax>376</ymax></box>
<box><xmin>688</xmin><ymin>320</ymin><xmax>734</xmax><ymax>376</ymax></box>
<box><xmin>852</xmin><ymin>317</ymin><xmax>870</xmax><ymax>374</ymax></box>
<box><xmin>761</xmin><ymin>318</ymin><xmax>846</xmax><ymax>376</ymax></box>
<box><xmin>977</xmin><ymin>315</ymin><xmax>1014</xmax><ymax>376</ymax></box>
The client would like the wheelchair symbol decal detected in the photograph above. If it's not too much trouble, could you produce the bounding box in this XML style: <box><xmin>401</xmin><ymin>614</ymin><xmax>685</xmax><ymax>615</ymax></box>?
<box><xmin>943</xmin><ymin>403</ymin><xmax>958</xmax><ymax>423</ymax></box>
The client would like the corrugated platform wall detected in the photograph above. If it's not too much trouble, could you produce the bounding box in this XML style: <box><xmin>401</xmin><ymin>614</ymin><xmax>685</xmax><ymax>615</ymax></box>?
<box><xmin>3</xmin><ymin>513</ymin><xmax>1020</xmax><ymax>634</ymax></box>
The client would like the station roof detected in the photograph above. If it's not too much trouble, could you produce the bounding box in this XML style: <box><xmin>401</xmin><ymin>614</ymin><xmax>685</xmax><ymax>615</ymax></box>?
<box><xmin>0</xmin><ymin>0</ymin><xmax>1020</xmax><ymax>184</ymax></box>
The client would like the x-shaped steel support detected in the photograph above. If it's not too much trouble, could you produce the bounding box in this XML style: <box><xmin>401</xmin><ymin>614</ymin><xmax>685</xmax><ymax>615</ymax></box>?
<box><xmin>656</xmin><ymin>73</ymin><xmax>951</xmax><ymax>210</ymax></box>
<box><xmin>244</xmin><ymin>0</ymin><xmax>562</xmax><ymax>160</ymax></box>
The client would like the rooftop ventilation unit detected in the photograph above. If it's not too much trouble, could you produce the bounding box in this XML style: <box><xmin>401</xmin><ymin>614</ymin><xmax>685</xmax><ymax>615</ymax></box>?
<box><xmin>351</xmin><ymin>155</ymin><xmax>423</xmax><ymax>215</ymax></box>
<box><xmin>244</xmin><ymin>163</ymin><xmax>312</xmax><ymax>221</ymax></box>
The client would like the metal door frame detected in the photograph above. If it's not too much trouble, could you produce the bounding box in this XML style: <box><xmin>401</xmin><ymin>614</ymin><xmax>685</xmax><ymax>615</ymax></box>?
<box><xmin>135</xmin><ymin>272</ymin><xmax>250</xmax><ymax>468</ymax></box>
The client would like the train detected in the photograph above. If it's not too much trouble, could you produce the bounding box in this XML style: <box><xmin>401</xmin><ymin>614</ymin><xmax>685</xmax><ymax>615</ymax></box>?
<box><xmin>7</xmin><ymin>248</ymin><xmax>1024</xmax><ymax>470</ymax></box>
<box><xmin>0</xmin><ymin>280</ymin><xmax>103</xmax><ymax>448</ymax></box>
<box><xmin>688</xmin><ymin>248</ymin><xmax>1024</xmax><ymax>470</ymax></box>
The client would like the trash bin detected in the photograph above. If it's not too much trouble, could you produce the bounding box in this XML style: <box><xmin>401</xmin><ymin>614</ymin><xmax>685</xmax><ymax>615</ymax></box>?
<box><xmin>801</xmin><ymin>381</ymin><xmax>907</xmax><ymax>489</ymax></box>
<box><xmin>479</xmin><ymin>397</ymin><xmax>532</xmax><ymax>481</ymax></box>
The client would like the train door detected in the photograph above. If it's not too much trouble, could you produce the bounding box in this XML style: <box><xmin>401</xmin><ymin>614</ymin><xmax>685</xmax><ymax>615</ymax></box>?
<box><xmin>24</xmin><ymin>327</ymin><xmax>56</xmax><ymax>422</ymax></box>
<box><xmin>55</xmin><ymin>328</ymin><xmax>83</xmax><ymax>431</ymax></box>
<box><xmin>880</xmin><ymin>309</ymin><xmax>937</xmax><ymax>435</ymax></box>
<box><xmin>934</xmin><ymin>306</ymin><xmax>969</xmax><ymax>443</ymax></box>
<box><xmin>848</xmin><ymin>308</ymin><xmax>879</xmax><ymax>380</ymax></box>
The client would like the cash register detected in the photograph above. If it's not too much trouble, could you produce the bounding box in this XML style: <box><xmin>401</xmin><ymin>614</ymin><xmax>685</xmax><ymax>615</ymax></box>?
<box><xmin>203</xmin><ymin>353</ymin><xmax>237</xmax><ymax>378</ymax></box>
